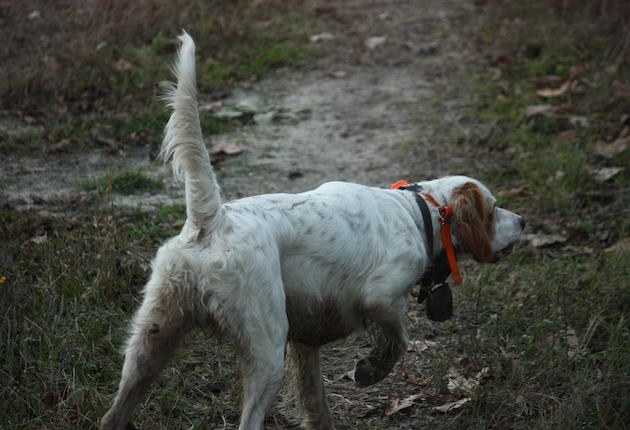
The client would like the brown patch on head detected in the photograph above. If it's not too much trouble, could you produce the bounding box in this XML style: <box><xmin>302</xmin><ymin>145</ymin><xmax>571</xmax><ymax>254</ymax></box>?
<box><xmin>451</xmin><ymin>182</ymin><xmax>493</xmax><ymax>263</ymax></box>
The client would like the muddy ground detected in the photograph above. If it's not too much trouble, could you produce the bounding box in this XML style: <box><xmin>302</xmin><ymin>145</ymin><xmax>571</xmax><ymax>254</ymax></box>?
<box><xmin>1</xmin><ymin>0</ymin><xmax>493</xmax><ymax>428</ymax></box>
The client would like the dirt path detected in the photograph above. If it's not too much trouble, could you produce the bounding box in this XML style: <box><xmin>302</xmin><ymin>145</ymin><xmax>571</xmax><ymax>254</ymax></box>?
<box><xmin>2</xmin><ymin>0</ymin><xmax>479</xmax><ymax>427</ymax></box>
<box><xmin>2</xmin><ymin>0</ymin><xmax>472</xmax><ymax>211</ymax></box>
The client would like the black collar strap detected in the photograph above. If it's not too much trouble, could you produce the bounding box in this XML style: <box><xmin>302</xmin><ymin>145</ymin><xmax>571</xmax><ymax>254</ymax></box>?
<box><xmin>396</xmin><ymin>184</ymin><xmax>452</xmax><ymax>302</ymax></box>
<box><xmin>398</xmin><ymin>184</ymin><xmax>434</xmax><ymax>259</ymax></box>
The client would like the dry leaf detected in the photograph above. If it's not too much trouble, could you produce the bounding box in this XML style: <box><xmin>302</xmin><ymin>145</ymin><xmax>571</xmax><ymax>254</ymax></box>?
<box><xmin>115</xmin><ymin>58</ymin><xmax>134</xmax><ymax>72</ymax></box>
<box><xmin>23</xmin><ymin>167</ymin><xmax>47</xmax><ymax>173</ymax></box>
<box><xmin>365</xmin><ymin>36</ymin><xmax>387</xmax><ymax>50</ymax></box>
<box><xmin>385</xmin><ymin>393</ymin><xmax>425</xmax><ymax>415</ymax></box>
<box><xmin>198</xmin><ymin>101</ymin><xmax>223</xmax><ymax>112</ymax></box>
<box><xmin>536</xmin><ymin>81</ymin><xmax>570</xmax><ymax>98</ymax></box>
<box><xmin>48</xmin><ymin>139</ymin><xmax>72</xmax><ymax>152</ymax></box>
<box><xmin>524</xmin><ymin>105</ymin><xmax>552</xmax><ymax>117</ymax></box>
<box><xmin>604</xmin><ymin>237</ymin><xmax>630</xmax><ymax>254</ymax></box>
<box><xmin>403</xmin><ymin>372</ymin><xmax>428</xmax><ymax>386</ymax></box>
<box><xmin>310</xmin><ymin>32</ymin><xmax>334</xmax><ymax>43</ymax></box>
<box><xmin>561</xmin><ymin>245</ymin><xmax>594</xmax><ymax>255</ymax></box>
<box><xmin>433</xmin><ymin>397</ymin><xmax>471</xmax><ymax>413</ymax></box>
<box><xmin>407</xmin><ymin>339</ymin><xmax>436</xmax><ymax>353</ymax></box>
<box><xmin>592</xmin><ymin>138</ymin><xmax>629</xmax><ymax>159</ymax></box>
<box><xmin>328</xmin><ymin>71</ymin><xmax>347</xmax><ymax>78</ymax></box>
<box><xmin>339</xmin><ymin>369</ymin><xmax>355</xmax><ymax>382</ymax></box>
<box><xmin>208</xmin><ymin>143</ymin><xmax>245</xmax><ymax>155</ymax></box>
<box><xmin>588</xmin><ymin>166</ymin><xmax>623</xmax><ymax>182</ymax></box>
<box><xmin>569</xmin><ymin>116</ymin><xmax>589</xmax><ymax>127</ymax></box>
<box><xmin>525</xmin><ymin>233</ymin><xmax>567</xmax><ymax>248</ymax></box>
<box><xmin>503</xmin><ymin>187</ymin><xmax>527</xmax><ymax>198</ymax></box>
<box><xmin>446</xmin><ymin>366</ymin><xmax>487</xmax><ymax>395</ymax></box>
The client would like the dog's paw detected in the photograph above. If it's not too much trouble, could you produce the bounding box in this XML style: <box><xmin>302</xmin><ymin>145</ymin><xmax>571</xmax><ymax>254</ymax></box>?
<box><xmin>354</xmin><ymin>357</ymin><xmax>388</xmax><ymax>387</ymax></box>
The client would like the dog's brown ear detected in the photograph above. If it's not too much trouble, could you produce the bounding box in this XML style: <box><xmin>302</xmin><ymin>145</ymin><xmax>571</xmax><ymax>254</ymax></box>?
<box><xmin>451</xmin><ymin>182</ymin><xmax>493</xmax><ymax>263</ymax></box>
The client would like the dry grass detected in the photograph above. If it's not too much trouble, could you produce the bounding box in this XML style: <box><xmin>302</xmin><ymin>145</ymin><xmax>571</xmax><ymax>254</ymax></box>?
<box><xmin>0</xmin><ymin>0</ymin><xmax>315</xmax><ymax>113</ymax></box>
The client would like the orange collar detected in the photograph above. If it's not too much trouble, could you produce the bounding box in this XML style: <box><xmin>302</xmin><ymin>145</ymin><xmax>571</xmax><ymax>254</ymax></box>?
<box><xmin>390</xmin><ymin>180</ymin><xmax>462</xmax><ymax>285</ymax></box>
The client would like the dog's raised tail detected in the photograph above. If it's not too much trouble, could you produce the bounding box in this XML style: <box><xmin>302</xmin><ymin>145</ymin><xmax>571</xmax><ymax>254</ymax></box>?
<box><xmin>160</xmin><ymin>32</ymin><xmax>222</xmax><ymax>235</ymax></box>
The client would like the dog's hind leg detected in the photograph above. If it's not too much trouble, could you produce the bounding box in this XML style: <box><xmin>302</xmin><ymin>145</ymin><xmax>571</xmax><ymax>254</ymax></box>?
<box><xmin>235</xmin><ymin>278</ymin><xmax>288</xmax><ymax>430</ymax></box>
<box><xmin>100</xmin><ymin>273</ymin><xmax>195</xmax><ymax>430</ymax></box>
<box><xmin>284</xmin><ymin>343</ymin><xmax>335</xmax><ymax>430</ymax></box>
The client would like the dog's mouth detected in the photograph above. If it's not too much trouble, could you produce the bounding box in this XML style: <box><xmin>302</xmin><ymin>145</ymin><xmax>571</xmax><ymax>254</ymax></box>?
<box><xmin>492</xmin><ymin>243</ymin><xmax>516</xmax><ymax>263</ymax></box>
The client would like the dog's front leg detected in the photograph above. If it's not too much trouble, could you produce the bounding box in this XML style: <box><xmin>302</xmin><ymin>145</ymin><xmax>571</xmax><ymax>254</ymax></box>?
<box><xmin>355</xmin><ymin>298</ymin><xmax>409</xmax><ymax>387</ymax></box>
<box><xmin>283</xmin><ymin>342</ymin><xmax>335</xmax><ymax>430</ymax></box>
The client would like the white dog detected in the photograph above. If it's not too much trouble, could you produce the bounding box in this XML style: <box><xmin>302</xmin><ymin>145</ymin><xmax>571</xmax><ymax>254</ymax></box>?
<box><xmin>100</xmin><ymin>32</ymin><xmax>524</xmax><ymax>430</ymax></box>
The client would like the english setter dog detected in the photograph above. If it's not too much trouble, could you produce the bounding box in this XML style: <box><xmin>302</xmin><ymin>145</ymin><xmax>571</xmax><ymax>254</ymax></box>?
<box><xmin>100</xmin><ymin>32</ymin><xmax>524</xmax><ymax>430</ymax></box>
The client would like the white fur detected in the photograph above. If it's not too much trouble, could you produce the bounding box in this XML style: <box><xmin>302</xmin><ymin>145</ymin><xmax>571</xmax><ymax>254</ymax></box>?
<box><xmin>100</xmin><ymin>33</ymin><xmax>524</xmax><ymax>430</ymax></box>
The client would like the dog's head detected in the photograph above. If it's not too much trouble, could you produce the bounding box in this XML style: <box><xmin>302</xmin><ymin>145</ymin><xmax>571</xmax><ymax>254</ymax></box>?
<box><xmin>417</xmin><ymin>176</ymin><xmax>524</xmax><ymax>263</ymax></box>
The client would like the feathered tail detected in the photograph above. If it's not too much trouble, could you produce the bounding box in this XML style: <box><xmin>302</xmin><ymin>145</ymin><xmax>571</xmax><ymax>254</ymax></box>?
<box><xmin>160</xmin><ymin>32</ymin><xmax>223</xmax><ymax>236</ymax></box>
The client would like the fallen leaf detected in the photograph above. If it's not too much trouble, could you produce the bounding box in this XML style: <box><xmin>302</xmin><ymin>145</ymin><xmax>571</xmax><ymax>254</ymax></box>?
<box><xmin>536</xmin><ymin>81</ymin><xmax>570</xmax><ymax>98</ymax></box>
<box><xmin>589</xmin><ymin>166</ymin><xmax>624</xmax><ymax>183</ymax></box>
<box><xmin>524</xmin><ymin>233</ymin><xmax>567</xmax><ymax>248</ymax></box>
<box><xmin>407</xmin><ymin>339</ymin><xmax>436</xmax><ymax>353</ymax></box>
<box><xmin>365</xmin><ymin>36</ymin><xmax>387</xmax><ymax>50</ymax></box>
<box><xmin>328</xmin><ymin>71</ymin><xmax>347</xmax><ymax>78</ymax></box>
<box><xmin>115</xmin><ymin>58</ymin><xmax>134</xmax><ymax>72</ymax></box>
<box><xmin>524</xmin><ymin>105</ymin><xmax>552</xmax><ymax>118</ymax></box>
<box><xmin>604</xmin><ymin>237</ymin><xmax>630</xmax><ymax>254</ymax></box>
<box><xmin>446</xmin><ymin>367</ymin><xmax>487</xmax><ymax>396</ymax></box>
<box><xmin>214</xmin><ymin>108</ymin><xmax>244</xmax><ymax>119</ymax></box>
<box><xmin>28</xmin><ymin>10</ymin><xmax>41</xmax><ymax>20</ymax></box>
<box><xmin>23</xmin><ymin>167</ymin><xmax>47</xmax><ymax>173</ymax></box>
<box><xmin>385</xmin><ymin>393</ymin><xmax>425</xmax><ymax>415</ymax></box>
<box><xmin>433</xmin><ymin>397</ymin><xmax>471</xmax><ymax>413</ymax></box>
<box><xmin>198</xmin><ymin>101</ymin><xmax>223</xmax><ymax>112</ymax></box>
<box><xmin>254</xmin><ymin>112</ymin><xmax>275</xmax><ymax>126</ymax></box>
<box><xmin>403</xmin><ymin>372</ymin><xmax>428</xmax><ymax>386</ymax></box>
<box><xmin>30</xmin><ymin>234</ymin><xmax>48</xmax><ymax>244</ymax></box>
<box><xmin>23</xmin><ymin>115</ymin><xmax>37</xmax><ymax>124</ymax></box>
<box><xmin>236</xmin><ymin>97</ymin><xmax>264</xmax><ymax>113</ymax></box>
<box><xmin>503</xmin><ymin>187</ymin><xmax>527</xmax><ymax>198</ymax></box>
<box><xmin>208</xmin><ymin>143</ymin><xmax>245</xmax><ymax>155</ymax></box>
<box><xmin>47</xmin><ymin>139</ymin><xmax>72</xmax><ymax>152</ymax></box>
<box><xmin>592</xmin><ymin>138</ymin><xmax>629</xmax><ymax>159</ymax></box>
<box><xmin>339</xmin><ymin>369</ymin><xmax>355</xmax><ymax>381</ymax></box>
<box><xmin>310</xmin><ymin>32</ymin><xmax>334</xmax><ymax>43</ymax></box>
<box><xmin>447</xmin><ymin>374</ymin><xmax>478</xmax><ymax>395</ymax></box>
<box><xmin>561</xmin><ymin>245</ymin><xmax>594</xmax><ymax>255</ymax></box>
<box><xmin>569</xmin><ymin>116</ymin><xmax>589</xmax><ymax>127</ymax></box>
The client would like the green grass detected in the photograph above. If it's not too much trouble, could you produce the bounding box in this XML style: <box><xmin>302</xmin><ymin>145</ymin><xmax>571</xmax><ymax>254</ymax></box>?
<box><xmin>78</xmin><ymin>171</ymin><xmax>164</xmax><ymax>196</ymax></box>
<box><xmin>425</xmin><ymin>2</ymin><xmax>630</xmax><ymax>428</ymax></box>
<box><xmin>0</xmin><ymin>205</ymin><xmax>244</xmax><ymax>429</ymax></box>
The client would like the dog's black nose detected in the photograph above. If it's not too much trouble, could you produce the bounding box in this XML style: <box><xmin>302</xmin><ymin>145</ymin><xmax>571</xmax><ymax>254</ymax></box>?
<box><xmin>519</xmin><ymin>216</ymin><xmax>526</xmax><ymax>229</ymax></box>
